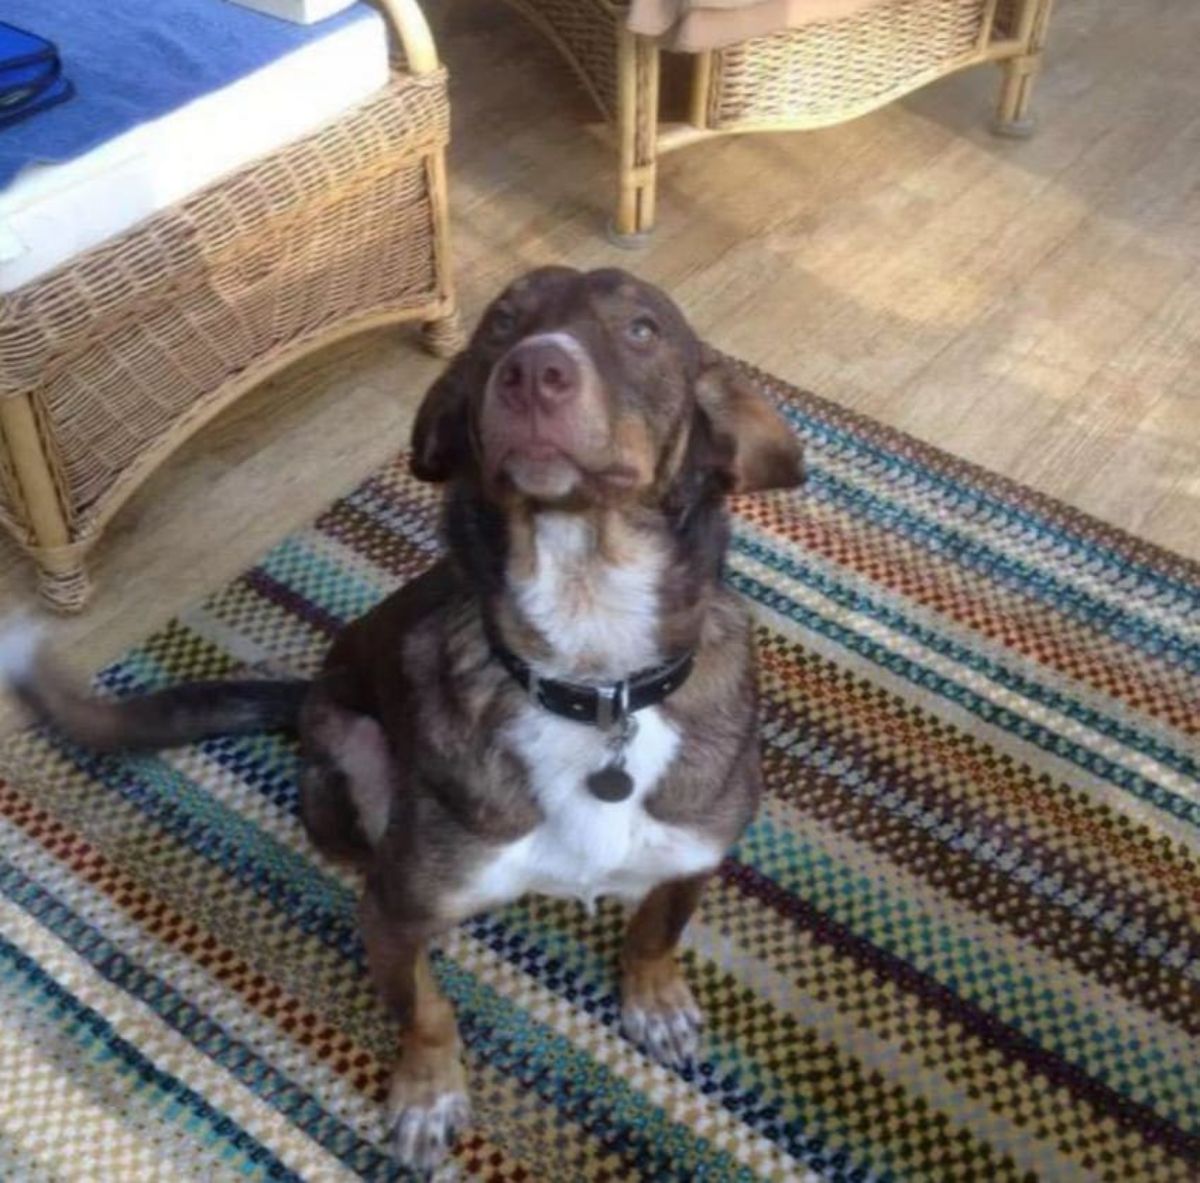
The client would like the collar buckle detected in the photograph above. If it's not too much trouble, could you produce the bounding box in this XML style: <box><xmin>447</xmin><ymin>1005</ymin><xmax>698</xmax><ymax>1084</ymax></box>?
<box><xmin>595</xmin><ymin>679</ymin><xmax>629</xmax><ymax>731</ymax></box>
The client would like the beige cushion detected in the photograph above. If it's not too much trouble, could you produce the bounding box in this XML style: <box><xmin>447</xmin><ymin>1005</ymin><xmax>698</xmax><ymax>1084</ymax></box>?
<box><xmin>627</xmin><ymin>0</ymin><xmax>889</xmax><ymax>51</ymax></box>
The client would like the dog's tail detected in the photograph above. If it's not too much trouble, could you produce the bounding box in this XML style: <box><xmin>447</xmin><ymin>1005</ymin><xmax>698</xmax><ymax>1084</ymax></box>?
<box><xmin>0</xmin><ymin>618</ymin><xmax>307</xmax><ymax>753</ymax></box>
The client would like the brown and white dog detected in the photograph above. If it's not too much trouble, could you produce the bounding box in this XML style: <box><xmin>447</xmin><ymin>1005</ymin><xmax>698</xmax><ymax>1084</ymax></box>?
<box><xmin>1</xmin><ymin>267</ymin><xmax>803</xmax><ymax>1173</ymax></box>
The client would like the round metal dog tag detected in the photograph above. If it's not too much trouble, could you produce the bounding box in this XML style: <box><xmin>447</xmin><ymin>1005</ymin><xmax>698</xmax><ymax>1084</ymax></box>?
<box><xmin>586</xmin><ymin>765</ymin><xmax>634</xmax><ymax>802</ymax></box>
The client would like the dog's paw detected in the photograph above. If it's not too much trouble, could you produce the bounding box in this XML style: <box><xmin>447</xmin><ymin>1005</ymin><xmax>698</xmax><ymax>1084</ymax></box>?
<box><xmin>620</xmin><ymin>958</ymin><xmax>703</xmax><ymax>1069</ymax></box>
<box><xmin>386</xmin><ymin>1061</ymin><xmax>470</xmax><ymax>1176</ymax></box>
<box><xmin>389</xmin><ymin>1090</ymin><xmax>470</xmax><ymax>1176</ymax></box>
<box><xmin>622</xmin><ymin>997</ymin><xmax>702</xmax><ymax>1068</ymax></box>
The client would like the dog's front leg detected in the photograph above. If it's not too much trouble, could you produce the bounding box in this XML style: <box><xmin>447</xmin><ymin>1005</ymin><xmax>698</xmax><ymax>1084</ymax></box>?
<box><xmin>361</xmin><ymin>892</ymin><xmax>468</xmax><ymax>1174</ymax></box>
<box><xmin>620</xmin><ymin>872</ymin><xmax>710</xmax><ymax>1069</ymax></box>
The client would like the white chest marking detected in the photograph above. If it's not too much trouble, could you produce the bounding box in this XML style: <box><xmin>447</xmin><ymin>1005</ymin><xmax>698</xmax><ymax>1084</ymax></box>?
<box><xmin>451</xmin><ymin>705</ymin><xmax>723</xmax><ymax>915</ymax></box>
<box><xmin>514</xmin><ymin>513</ymin><xmax>664</xmax><ymax>678</ymax></box>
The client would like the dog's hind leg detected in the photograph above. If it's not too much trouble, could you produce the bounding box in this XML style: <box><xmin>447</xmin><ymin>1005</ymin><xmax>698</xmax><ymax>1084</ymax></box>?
<box><xmin>298</xmin><ymin>691</ymin><xmax>394</xmax><ymax>865</ymax></box>
<box><xmin>620</xmin><ymin>872</ymin><xmax>711</xmax><ymax>1070</ymax></box>
<box><xmin>361</xmin><ymin>894</ymin><xmax>469</xmax><ymax>1175</ymax></box>
<box><xmin>298</xmin><ymin>760</ymin><xmax>372</xmax><ymax>866</ymax></box>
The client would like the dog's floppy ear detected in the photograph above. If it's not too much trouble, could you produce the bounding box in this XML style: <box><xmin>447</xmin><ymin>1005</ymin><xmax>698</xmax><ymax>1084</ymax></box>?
<box><xmin>694</xmin><ymin>350</ymin><xmax>804</xmax><ymax>493</ymax></box>
<box><xmin>410</xmin><ymin>352</ymin><xmax>476</xmax><ymax>483</ymax></box>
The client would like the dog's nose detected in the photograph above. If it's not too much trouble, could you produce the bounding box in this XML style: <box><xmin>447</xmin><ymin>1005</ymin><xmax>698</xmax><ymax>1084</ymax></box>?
<box><xmin>497</xmin><ymin>340</ymin><xmax>580</xmax><ymax>414</ymax></box>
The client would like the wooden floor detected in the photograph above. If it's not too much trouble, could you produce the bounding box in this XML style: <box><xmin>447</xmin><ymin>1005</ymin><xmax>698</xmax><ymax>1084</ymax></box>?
<box><xmin>1</xmin><ymin>0</ymin><xmax>1197</xmax><ymax>707</ymax></box>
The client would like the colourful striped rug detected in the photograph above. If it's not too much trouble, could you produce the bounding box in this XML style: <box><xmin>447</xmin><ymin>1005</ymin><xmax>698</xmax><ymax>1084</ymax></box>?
<box><xmin>1</xmin><ymin>366</ymin><xmax>1197</xmax><ymax>1182</ymax></box>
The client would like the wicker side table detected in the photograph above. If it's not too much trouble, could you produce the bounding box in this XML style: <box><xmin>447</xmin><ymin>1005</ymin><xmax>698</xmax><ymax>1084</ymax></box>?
<box><xmin>0</xmin><ymin>0</ymin><xmax>461</xmax><ymax>611</ymax></box>
<box><xmin>501</xmin><ymin>0</ymin><xmax>1055</xmax><ymax>241</ymax></box>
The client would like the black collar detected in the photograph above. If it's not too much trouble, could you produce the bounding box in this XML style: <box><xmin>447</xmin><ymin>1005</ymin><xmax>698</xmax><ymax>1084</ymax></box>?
<box><xmin>489</xmin><ymin>636</ymin><xmax>694</xmax><ymax>729</ymax></box>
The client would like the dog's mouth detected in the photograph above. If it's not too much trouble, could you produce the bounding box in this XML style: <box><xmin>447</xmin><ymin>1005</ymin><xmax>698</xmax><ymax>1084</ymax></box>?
<box><xmin>498</xmin><ymin>443</ymin><xmax>580</xmax><ymax>499</ymax></box>
<box><xmin>495</xmin><ymin>441</ymin><xmax>641</xmax><ymax>501</ymax></box>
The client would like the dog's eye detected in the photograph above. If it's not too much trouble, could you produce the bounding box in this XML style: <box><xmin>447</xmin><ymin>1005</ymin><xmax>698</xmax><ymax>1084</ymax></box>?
<box><xmin>627</xmin><ymin>315</ymin><xmax>659</xmax><ymax>344</ymax></box>
<box><xmin>490</xmin><ymin>308</ymin><xmax>517</xmax><ymax>337</ymax></box>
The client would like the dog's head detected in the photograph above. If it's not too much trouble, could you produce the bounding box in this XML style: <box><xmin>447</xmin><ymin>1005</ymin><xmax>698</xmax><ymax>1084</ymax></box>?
<box><xmin>411</xmin><ymin>267</ymin><xmax>803</xmax><ymax>507</ymax></box>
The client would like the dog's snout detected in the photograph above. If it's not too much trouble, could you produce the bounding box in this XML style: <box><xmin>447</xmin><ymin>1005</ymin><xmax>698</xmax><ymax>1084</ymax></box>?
<box><xmin>497</xmin><ymin>340</ymin><xmax>581</xmax><ymax>414</ymax></box>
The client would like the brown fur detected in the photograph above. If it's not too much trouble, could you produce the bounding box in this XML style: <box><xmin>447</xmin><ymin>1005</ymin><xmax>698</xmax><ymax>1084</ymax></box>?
<box><xmin>300</xmin><ymin>269</ymin><xmax>801</xmax><ymax>1169</ymax></box>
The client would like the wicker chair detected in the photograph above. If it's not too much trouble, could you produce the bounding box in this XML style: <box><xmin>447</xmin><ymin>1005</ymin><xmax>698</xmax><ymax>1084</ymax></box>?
<box><xmin>501</xmin><ymin>0</ymin><xmax>1055</xmax><ymax>241</ymax></box>
<box><xmin>0</xmin><ymin>0</ymin><xmax>461</xmax><ymax>611</ymax></box>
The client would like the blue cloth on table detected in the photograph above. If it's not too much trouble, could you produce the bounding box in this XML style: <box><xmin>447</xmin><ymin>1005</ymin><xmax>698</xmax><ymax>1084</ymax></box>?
<box><xmin>0</xmin><ymin>0</ymin><xmax>375</xmax><ymax>187</ymax></box>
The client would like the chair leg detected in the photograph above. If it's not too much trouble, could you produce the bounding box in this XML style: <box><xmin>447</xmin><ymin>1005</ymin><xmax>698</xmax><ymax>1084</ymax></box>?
<box><xmin>0</xmin><ymin>393</ymin><xmax>90</xmax><ymax>612</ymax></box>
<box><xmin>609</xmin><ymin>31</ymin><xmax>660</xmax><ymax>247</ymax></box>
<box><xmin>420</xmin><ymin>148</ymin><xmax>463</xmax><ymax>359</ymax></box>
<box><xmin>993</xmin><ymin>55</ymin><xmax>1039</xmax><ymax>137</ymax></box>
<box><xmin>34</xmin><ymin>548</ymin><xmax>92</xmax><ymax>614</ymax></box>
<box><xmin>992</xmin><ymin>0</ymin><xmax>1055</xmax><ymax>138</ymax></box>
<box><xmin>421</xmin><ymin>308</ymin><xmax>465</xmax><ymax>359</ymax></box>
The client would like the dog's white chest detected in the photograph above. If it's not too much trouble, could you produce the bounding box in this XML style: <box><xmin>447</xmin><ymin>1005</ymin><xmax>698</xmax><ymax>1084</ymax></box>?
<box><xmin>514</xmin><ymin>513</ymin><xmax>665</xmax><ymax>678</ymax></box>
<box><xmin>452</xmin><ymin>706</ymin><xmax>723</xmax><ymax>915</ymax></box>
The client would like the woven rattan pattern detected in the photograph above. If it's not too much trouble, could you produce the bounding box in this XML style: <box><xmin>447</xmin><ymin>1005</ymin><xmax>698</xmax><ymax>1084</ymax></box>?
<box><xmin>708</xmin><ymin>0</ymin><xmax>988</xmax><ymax>129</ymax></box>
<box><xmin>0</xmin><ymin>74</ymin><xmax>448</xmax><ymax>544</ymax></box>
